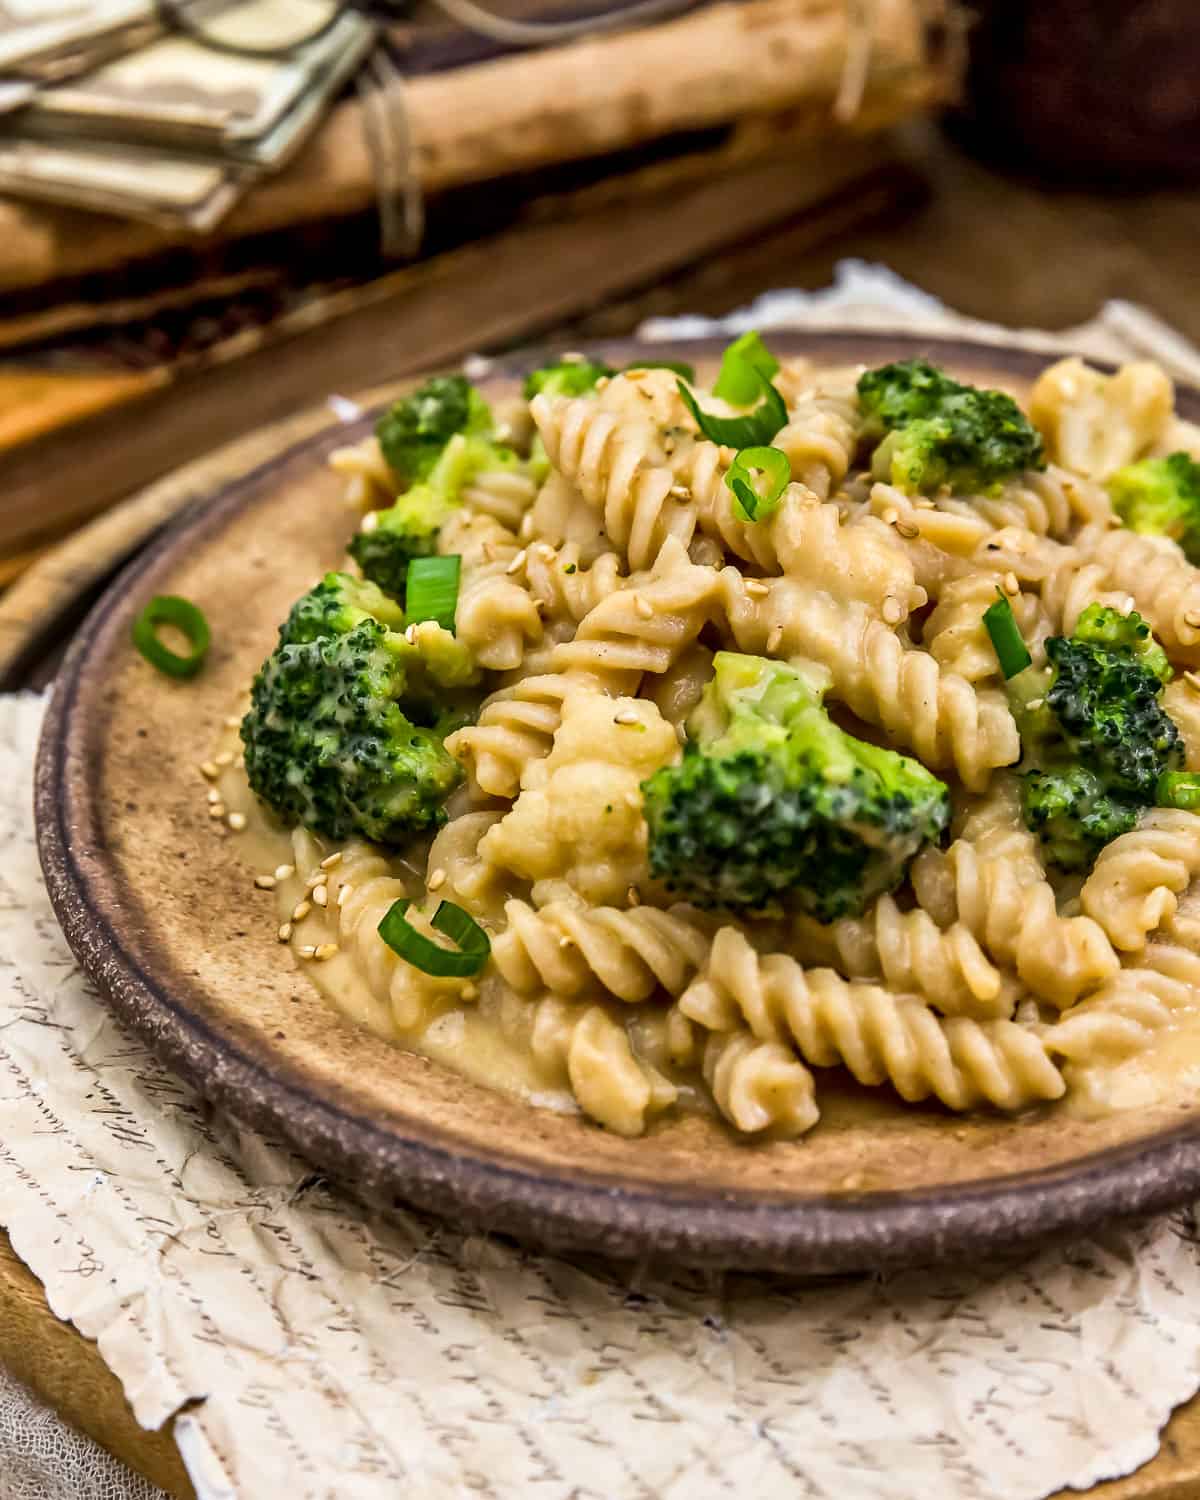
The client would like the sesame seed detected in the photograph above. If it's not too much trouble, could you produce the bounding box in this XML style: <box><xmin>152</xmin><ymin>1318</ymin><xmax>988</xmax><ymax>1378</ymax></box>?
<box><xmin>208</xmin><ymin>802</ymin><xmax>226</xmax><ymax>819</ymax></box>
<box><xmin>360</xmin><ymin>510</ymin><xmax>380</xmax><ymax>533</ymax></box>
<box><xmin>404</xmin><ymin>624</ymin><xmax>417</xmax><ymax>645</ymax></box>
<box><xmin>614</xmin><ymin>709</ymin><xmax>640</xmax><ymax>725</ymax></box>
<box><xmin>293</xmin><ymin>900</ymin><xmax>312</xmax><ymax>921</ymax></box>
<box><xmin>224</xmin><ymin>715</ymin><xmax>242</xmax><ymax>729</ymax></box>
<box><xmin>896</xmin><ymin>521</ymin><xmax>920</xmax><ymax>540</ymax></box>
<box><xmin>881</xmin><ymin>598</ymin><xmax>904</xmax><ymax>626</ymax></box>
<box><xmin>207</xmin><ymin>787</ymin><xmax>221</xmax><ymax>804</ymax></box>
<box><xmin>669</xmin><ymin>484</ymin><xmax>690</xmax><ymax>498</ymax></box>
<box><xmin>227</xmin><ymin>812</ymin><xmax>246</xmax><ymax>832</ymax></box>
<box><xmin>558</xmin><ymin>935</ymin><xmax>574</xmax><ymax>948</ymax></box>
<box><xmin>215</xmin><ymin>750</ymin><xmax>234</xmax><ymax>767</ymax></box>
<box><xmin>337</xmin><ymin>883</ymin><xmax>353</xmax><ymax>907</ymax></box>
<box><xmin>274</xmin><ymin>864</ymin><xmax>295</xmax><ymax>881</ymax></box>
<box><xmin>460</xmin><ymin>982</ymin><xmax>479</xmax><ymax>1000</ymax></box>
<box><xmin>428</xmin><ymin>868</ymin><xmax>447</xmax><ymax>891</ymax></box>
<box><xmin>297</xmin><ymin>945</ymin><xmax>317</xmax><ymax>960</ymax></box>
<box><xmin>235</xmin><ymin>755</ymin><xmax>245</xmax><ymax>769</ymax></box>
<box><xmin>595</xmin><ymin>376</ymin><xmax>610</xmax><ymax>391</ymax></box>
<box><xmin>627</xmin><ymin>885</ymin><xmax>641</xmax><ymax>906</ymax></box>
<box><xmin>314</xmin><ymin>943</ymin><xmax>339</xmax><ymax>962</ymax></box>
<box><xmin>200</xmin><ymin>760</ymin><xmax>219</xmax><ymax>780</ymax></box>
<box><xmin>312</xmin><ymin>884</ymin><xmax>329</xmax><ymax>908</ymax></box>
<box><xmin>1026</xmin><ymin>697</ymin><xmax>1044</xmax><ymax>712</ymax></box>
<box><xmin>634</xmin><ymin>596</ymin><xmax>654</xmax><ymax>620</ymax></box>
<box><xmin>914</xmin><ymin>498</ymin><xmax>936</xmax><ymax>510</ymax></box>
<box><xmin>255</xmin><ymin>874</ymin><xmax>277</xmax><ymax>890</ymax></box>
<box><xmin>1003</xmin><ymin>572</ymin><xmax>1020</xmax><ymax>596</ymax></box>
<box><xmin>744</xmin><ymin>578</ymin><xmax>769</xmax><ymax>598</ymax></box>
<box><xmin>1185</xmin><ymin>671</ymin><xmax>1200</xmax><ymax>694</ymax></box>
<box><xmin>506</xmin><ymin>549</ymin><xmax>527</xmax><ymax>575</ymax></box>
<box><xmin>519</xmin><ymin>513</ymin><xmax>535</xmax><ymax>540</ymax></box>
<box><xmin>535</xmin><ymin>543</ymin><xmax>556</xmax><ymax>562</ymax></box>
<box><xmin>767</xmin><ymin>625</ymin><xmax>784</xmax><ymax>652</ymax></box>
<box><xmin>493</xmin><ymin>422</ymin><xmax>513</xmax><ymax>444</ymax></box>
<box><xmin>320</xmin><ymin>851</ymin><xmax>343</xmax><ymax>869</ymax></box>
<box><xmin>277</xmin><ymin>923</ymin><xmax>292</xmax><ymax>943</ymax></box>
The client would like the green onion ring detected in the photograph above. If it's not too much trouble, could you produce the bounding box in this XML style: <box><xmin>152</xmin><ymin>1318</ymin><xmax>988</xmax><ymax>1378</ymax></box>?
<box><xmin>712</xmin><ymin>331</ymin><xmax>780</xmax><ymax>405</ymax></box>
<box><xmin>676</xmin><ymin>371</ymin><xmax>787</xmax><ymax>450</ymax></box>
<box><xmin>377</xmin><ymin>898</ymin><xmax>491</xmax><ymax>977</ymax></box>
<box><xmin>405</xmin><ymin>555</ymin><xmax>461</xmax><ymax>632</ymax></box>
<box><xmin>131</xmin><ymin>595</ymin><xmax>210</xmax><ymax>678</ymax></box>
<box><xmin>983</xmin><ymin>589</ymin><xmax>1032</xmax><ymax>679</ymax></box>
<box><xmin>725</xmin><ymin>445</ymin><xmax>791</xmax><ymax>523</ymax></box>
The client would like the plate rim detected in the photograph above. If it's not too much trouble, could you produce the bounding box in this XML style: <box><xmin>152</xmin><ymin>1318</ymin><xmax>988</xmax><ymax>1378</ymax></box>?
<box><xmin>35</xmin><ymin>328</ymin><xmax>1200</xmax><ymax>1272</ymax></box>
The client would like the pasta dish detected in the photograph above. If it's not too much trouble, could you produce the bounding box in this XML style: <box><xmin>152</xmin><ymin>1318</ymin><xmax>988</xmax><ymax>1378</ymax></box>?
<box><xmin>173</xmin><ymin>338</ymin><xmax>1200</xmax><ymax>1141</ymax></box>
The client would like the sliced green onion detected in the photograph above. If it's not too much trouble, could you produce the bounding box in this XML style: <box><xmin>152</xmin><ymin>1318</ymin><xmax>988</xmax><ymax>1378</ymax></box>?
<box><xmin>983</xmin><ymin>589</ymin><xmax>1032</xmax><ymax>679</ymax></box>
<box><xmin>726</xmin><ymin>445</ymin><xmax>791</xmax><ymax>523</ymax></box>
<box><xmin>378</xmin><ymin>898</ymin><xmax>491</xmax><ymax>977</ymax></box>
<box><xmin>712</xmin><ymin>331</ymin><xmax>780</xmax><ymax>404</ymax></box>
<box><xmin>677</xmin><ymin>372</ymin><xmax>787</xmax><ymax>450</ymax></box>
<box><xmin>131</xmin><ymin>595</ymin><xmax>210</xmax><ymax>678</ymax></box>
<box><xmin>1157</xmin><ymin>772</ymin><xmax>1200</xmax><ymax>811</ymax></box>
<box><xmin>405</xmin><ymin>555</ymin><xmax>460</xmax><ymax>631</ymax></box>
<box><xmin>622</xmin><ymin>358</ymin><xmax>696</xmax><ymax>382</ymax></box>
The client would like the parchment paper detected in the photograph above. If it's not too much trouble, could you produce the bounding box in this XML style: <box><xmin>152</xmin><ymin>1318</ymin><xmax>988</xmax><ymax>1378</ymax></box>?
<box><xmin>6</xmin><ymin>269</ymin><xmax>1200</xmax><ymax>1500</ymax></box>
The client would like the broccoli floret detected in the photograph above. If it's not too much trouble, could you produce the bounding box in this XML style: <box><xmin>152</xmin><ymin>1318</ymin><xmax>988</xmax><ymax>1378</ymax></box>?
<box><xmin>1010</xmin><ymin>603</ymin><xmax>1182</xmax><ymax>869</ymax></box>
<box><xmin>241</xmin><ymin>572</ymin><xmax>479</xmax><ymax>845</ymax></box>
<box><xmin>523</xmin><ymin>359</ymin><xmax>614</xmax><ymax>400</ymax></box>
<box><xmin>349</xmin><ymin>430</ymin><xmax>522</xmax><ymax>599</ymax></box>
<box><xmin>1020</xmin><ymin>767</ymin><xmax>1140</xmax><ymax>874</ymax></box>
<box><xmin>374</xmin><ymin>374</ymin><xmax>492</xmax><ymax>485</ymax></box>
<box><xmin>1109</xmin><ymin>451</ymin><xmax>1200</xmax><ymax>565</ymax></box>
<box><xmin>857</xmin><ymin>358</ymin><xmax>1045</xmax><ymax>495</ymax></box>
<box><xmin>641</xmin><ymin>652</ymin><xmax>950</xmax><ymax>920</ymax></box>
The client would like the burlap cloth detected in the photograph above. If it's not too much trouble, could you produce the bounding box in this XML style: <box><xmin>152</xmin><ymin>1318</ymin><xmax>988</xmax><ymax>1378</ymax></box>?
<box><xmin>5</xmin><ymin>264</ymin><xmax>1200</xmax><ymax>1500</ymax></box>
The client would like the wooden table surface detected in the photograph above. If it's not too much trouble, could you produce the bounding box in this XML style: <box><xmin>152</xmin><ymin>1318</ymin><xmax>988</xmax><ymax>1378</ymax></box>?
<box><xmin>5</xmin><ymin>122</ymin><xmax>1200</xmax><ymax>1499</ymax></box>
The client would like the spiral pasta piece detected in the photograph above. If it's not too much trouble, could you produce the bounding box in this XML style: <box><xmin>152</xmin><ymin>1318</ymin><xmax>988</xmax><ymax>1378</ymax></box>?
<box><xmin>701</xmin><ymin>1029</ymin><xmax>819</xmax><ymax>1138</ymax></box>
<box><xmin>519</xmin><ymin>539</ymin><xmax>626</xmax><ymax>627</ymax></box>
<box><xmin>1164</xmin><ymin>678</ymin><xmax>1200</xmax><ymax>770</ymax></box>
<box><xmin>792</xmin><ymin>894</ymin><xmax>1018</xmax><ymax>1019</ymax></box>
<box><xmin>460</xmin><ymin>465</ymin><xmax>538</xmax><ymax>532</ymax></box>
<box><xmin>716</xmin><ymin>571</ymin><xmax>1018</xmax><ymax>790</ymax></box>
<box><xmin>550</xmin><ymin>537</ymin><xmax>720</xmax><ymax>683</ymax></box>
<box><xmin>446</xmin><ymin>671</ymin><xmax>633</xmax><ymax>800</ymax></box>
<box><xmin>771</xmin><ymin>383</ymin><xmax>859</xmax><ymax>499</ymax></box>
<box><xmin>1044</xmin><ymin>943</ymin><xmax>1200</xmax><ymax>1064</ymax></box>
<box><xmin>529</xmin><ymin>996</ymin><xmax>675</xmax><ymax>1137</ymax></box>
<box><xmin>448</xmin><ymin>513</ymin><xmax>544</xmax><ymax>671</ymax></box>
<box><xmin>679</xmin><ymin>928</ymin><xmax>1064</xmax><ymax>1110</ymax></box>
<box><xmin>493</xmin><ymin>898</ymin><xmax>713</xmax><ymax>1002</ymax></box>
<box><xmin>328</xmin><ymin>433</ymin><xmax>393</xmax><ymax>510</ymax></box>
<box><xmin>1071</xmin><ymin>522</ymin><xmax>1200</xmax><ymax>662</ymax></box>
<box><xmin>913</xmin><ymin>810</ymin><xmax>1119</xmax><ymax>1006</ymax></box>
<box><xmin>531</xmin><ymin>390</ymin><xmax>692</xmax><ymax>569</ymax></box>
<box><xmin>1081</xmin><ymin>808</ymin><xmax>1200</xmax><ymax>951</ymax></box>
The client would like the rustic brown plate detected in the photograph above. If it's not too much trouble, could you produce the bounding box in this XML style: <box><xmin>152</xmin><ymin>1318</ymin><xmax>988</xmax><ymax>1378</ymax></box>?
<box><xmin>35</xmin><ymin>331</ymin><xmax>1200</xmax><ymax>1273</ymax></box>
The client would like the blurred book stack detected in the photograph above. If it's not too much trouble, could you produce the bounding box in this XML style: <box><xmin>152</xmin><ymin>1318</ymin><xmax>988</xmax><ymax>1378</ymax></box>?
<box><xmin>0</xmin><ymin>0</ymin><xmax>960</xmax><ymax>585</ymax></box>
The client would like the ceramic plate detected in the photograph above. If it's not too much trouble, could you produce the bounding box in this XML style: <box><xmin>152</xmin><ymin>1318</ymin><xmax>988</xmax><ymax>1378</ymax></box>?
<box><xmin>36</xmin><ymin>332</ymin><xmax>1200</xmax><ymax>1272</ymax></box>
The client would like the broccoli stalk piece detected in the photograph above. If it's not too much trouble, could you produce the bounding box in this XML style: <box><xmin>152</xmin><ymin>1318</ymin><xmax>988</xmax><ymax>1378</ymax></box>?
<box><xmin>857</xmin><ymin>358</ymin><xmax>1045</xmax><ymax>495</ymax></box>
<box><xmin>641</xmin><ymin>653</ymin><xmax>950</xmax><ymax>920</ymax></box>
<box><xmin>241</xmin><ymin>573</ymin><xmax>479</xmax><ymax>846</ymax></box>
<box><xmin>1010</xmin><ymin>603</ymin><xmax>1183</xmax><ymax>871</ymax></box>
<box><xmin>1108</xmin><ymin>451</ymin><xmax>1200</xmax><ymax>565</ymax></box>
